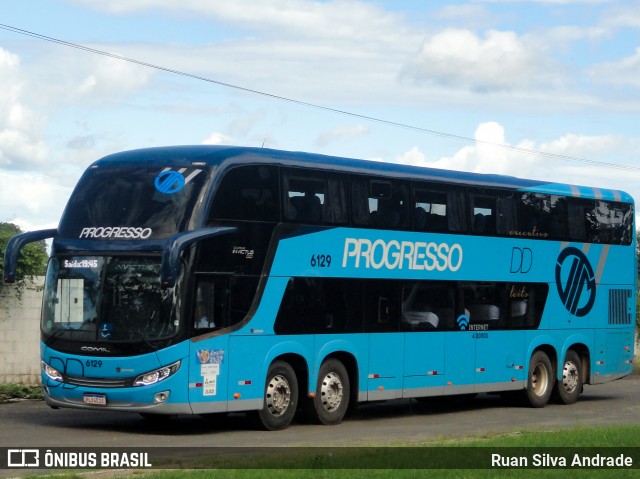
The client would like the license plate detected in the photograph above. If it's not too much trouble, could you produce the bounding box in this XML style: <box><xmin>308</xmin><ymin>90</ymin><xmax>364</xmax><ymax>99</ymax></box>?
<box><xmin>83</xmin><ymin>393</ymin><xmax>107</xmax><ymax>406</ymax></box>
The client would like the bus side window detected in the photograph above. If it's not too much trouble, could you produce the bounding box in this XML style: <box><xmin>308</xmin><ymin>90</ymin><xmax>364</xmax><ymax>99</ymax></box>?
<box><xmin>413</xmin><ymin>188</ymin><xmax>447</xmax><ymax>232</ymax></box>
<box><xmin>462</xmin><ymin>282</ymin><xmax>506</xmax><ymax>329</ymax></box>
<box><xmin>209</xmin><ymin>165</ymin><xmax>280</xmax><ymax>222</ymax></box>
<box><xmin>590</xmin><ymin>201</ymin><xmax>633</xmax><ymax>245</ymax></box>
<box><xmin>192</xmin><ymin>279</ymin><xmax>219</xmax><ymax>332</ymax></box>
<box><xmin>351</xmin><ymin>177</ymin><xmax>410</xmax><ymax>229</ymax></box>
<box><xmin>274</xmin><ymin>278</ymin><xmax>362</xmax><ymax>334</ymax></box>
<box><xmin>401</xmin><ymin>282</ymin><xmax>457</xmax><ymax>331</ymax></box>
<box><xmin>517</xmin><ymin>193</ymin><xmax>566</xmax><ymax>240</ymax></box>
<box><xmin>364</xmin><ymin>280</ymin><xmax>401</xmax><ymax>332</ymax></box>
<box><xmin>282</xmin><ymin>169</ymin><xmax>348</xmax><ymax>225</ymax></box>
<box><xmin>471</xmin><ymin>195</ymin><xmax>497</xmax><ymax>235</ymax></box>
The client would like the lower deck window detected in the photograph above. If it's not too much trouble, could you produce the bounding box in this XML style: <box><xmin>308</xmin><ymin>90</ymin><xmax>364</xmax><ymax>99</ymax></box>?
<box><xmin>274</xmin><ymin>278</ymin><xmax>547</xmax><ymax>335</ymax></box>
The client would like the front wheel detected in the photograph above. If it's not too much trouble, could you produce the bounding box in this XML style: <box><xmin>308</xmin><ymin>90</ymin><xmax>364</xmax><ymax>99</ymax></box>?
<box><xmin>523</xmin><ymin>351</ymin><xmax>554</xmax><ymax>408</ymax></box>
<box><xmin>309</xmin><ymin>359</ymin><xmax>350</xmax><ymax>425</ymax></box>
<box><xmin>553</xmin><ymin>350</ymin><xmax>583</xmax><ymax>405</ymax></box>
<box><xmin>258</xmin><ymin>360</ymin><xmax>298</xmax><ymax>431</ymax></box>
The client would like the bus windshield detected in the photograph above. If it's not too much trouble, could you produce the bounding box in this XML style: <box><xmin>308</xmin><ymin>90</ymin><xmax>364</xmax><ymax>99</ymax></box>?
<box><xmin>42</xmin><ymin>256</ymin><xmax>178</xmax><ymax>342</ymax></box>
<box><xmin>58</xmin><ymin>165</ymin><xmax>209</xmax><ymax>240</ymax></box>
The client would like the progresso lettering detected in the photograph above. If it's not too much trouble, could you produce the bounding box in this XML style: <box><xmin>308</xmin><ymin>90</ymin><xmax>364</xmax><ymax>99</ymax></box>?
<box><xmin>79</xmin><ymin>227</ymin><xmax>153</xmax><ymax>240</ymax></box>
<box><xmin>342</xmin><ymin>238</ymin><xmax>463</xmax><ymax>272</ymax></box>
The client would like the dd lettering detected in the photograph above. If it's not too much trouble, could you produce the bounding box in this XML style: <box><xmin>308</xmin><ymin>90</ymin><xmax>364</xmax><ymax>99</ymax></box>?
<box><xmin>510</xmin><ymin>247</ymin><xmax>532</xmax><ymax>274</ymax></box>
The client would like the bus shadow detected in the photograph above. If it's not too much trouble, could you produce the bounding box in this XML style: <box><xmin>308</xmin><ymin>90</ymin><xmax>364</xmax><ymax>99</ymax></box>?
<box><xmin>25</xmin><ymin>387</ymin><xmax>618</xmax><ymax>437</ymax></box>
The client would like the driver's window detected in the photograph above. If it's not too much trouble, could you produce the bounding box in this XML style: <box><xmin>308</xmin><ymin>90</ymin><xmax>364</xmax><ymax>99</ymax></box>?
<box><xmin>192</xmin><ymin>278</ymin><xmax>224</xmax><ymax>334</ymax></box>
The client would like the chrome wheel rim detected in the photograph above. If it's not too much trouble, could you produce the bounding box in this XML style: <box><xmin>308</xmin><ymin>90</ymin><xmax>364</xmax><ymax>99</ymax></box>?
<box><xmin>265</xmin><ymin>374</ymin><xmax>291</xmax><ymax>417</ymax></box>
<box><xmin>320</xmin><ymin>371</ymin><xmax>344</xmax><ymax>412</ymax></box>
<box><xmin>562</xmin><ymin>360</ymin><xmax>579</xmax><ymax>394</ymax></box>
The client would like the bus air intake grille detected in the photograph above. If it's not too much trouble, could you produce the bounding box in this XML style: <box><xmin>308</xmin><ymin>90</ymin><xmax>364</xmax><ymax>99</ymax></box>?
<box><xmin>64</xmin><ymin>375</ymin><xmax>132</xmax><ymax>388</ymax></box>
<box><xmin>608</xmin><ymin>289</ymin><xmax>632</xmax><ymax>325</ymax></box>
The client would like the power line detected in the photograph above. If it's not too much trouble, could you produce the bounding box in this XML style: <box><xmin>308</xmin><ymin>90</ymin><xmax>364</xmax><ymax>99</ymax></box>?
<box><xmin>1</xmin><ymin>22</ymin><xmax>639</xmax><ymax>173</ymax></box>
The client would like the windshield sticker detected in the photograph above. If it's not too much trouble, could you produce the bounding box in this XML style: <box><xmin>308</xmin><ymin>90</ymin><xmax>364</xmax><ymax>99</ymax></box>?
<box><xmin>99</xmin><ymin>323</ymin><xmax>113</xmax><ymax>340</ymax></box>
<box><xmin>154</xmin><ymin>168</ymin><xmax>203</xmax><ymax>194</ymax></box>
<box><xmin>79</xmin><ymin>227</ymin><xmax>153</xmax><ymax>240</ymax></box>
<box><xmin>63</xmin><ymin>259</ymin><xmax>99</xmax><ymax>269</ymax></box>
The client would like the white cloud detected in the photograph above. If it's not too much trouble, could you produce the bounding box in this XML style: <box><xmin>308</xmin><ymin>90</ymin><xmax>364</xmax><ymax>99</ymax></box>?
<box><xmin>70</xmin><ymin>0</ymin><xmax>409</xmax><ymax>42</ymax></box>
<box><xmin>589</xmin><ymin>47</ymin><xmax>640</xmax><ymax>89</ymax></box>
<box><xmin>391</xmin><ymin>123</ymin><xmax>640</xmax><ymax>199</ymax></box>
<box><xmin>0</xmin><ymin>171</ymin><xmax>72</xmax><ymax>230</ymax></box>
<box><xmin>315</xmin><ymin>124</ymin><xmax>370</xmax><ymax>147</ymax></box>
<box><xmin>401</xmin><ymin>28</ymin><xmax>556</xmax><ymax>92</ymax></box>
<box><xmin>202</xmin><ymin>131</ymin><xmax>233</xmax><ymax>145</ymax></box>
<box><xmin>0</xmin><ymin>47</ymin><xmax>48</xmax><ymax>170</ymax></box>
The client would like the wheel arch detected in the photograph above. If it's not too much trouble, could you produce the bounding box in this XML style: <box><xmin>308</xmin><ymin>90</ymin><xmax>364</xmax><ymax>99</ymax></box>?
<box><xmin>529</xmin><ymin>343</ymin><xmax>558</xmax><ymax>377</ymax></box>
<box><xmin>561</xmin><ymin>342</ymin><xmax>591</xmax><ymax>385</ymax></box>
<box><xmin>319</xmin><ymin>350</ymin><xmax>359</xmax><ymax>411</ymax></box>
<box><xmin>269</xmin><ymin>352</ymin><xmax>309</xmax><ymax>405</ymax></box>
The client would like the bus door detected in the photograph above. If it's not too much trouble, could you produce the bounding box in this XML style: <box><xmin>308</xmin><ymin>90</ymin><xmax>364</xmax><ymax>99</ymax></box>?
<box><xmin>188</xmin><ymin>275</ymin><xmax>231</xmax><ymax>414</ymax></box>
<box><xmin>401</xmin><ymin>283</ymin><xmax>448</xmax><ymax>398</ymax></box>
<box><xmin>468</xmin><ymin>283</ymin><xmax>527</xmax><ymax>392</ymax></box>
<box><xmin>366</xmin><ymin>281</ymin><xmax>403</xmax><ymax>401</ymax></box>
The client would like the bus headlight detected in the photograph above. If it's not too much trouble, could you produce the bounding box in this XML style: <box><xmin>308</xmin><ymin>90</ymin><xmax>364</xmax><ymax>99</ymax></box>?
<box><xmin>41</xmin><ymin>360</ymin><xmax>63</xmax><ymax>382</ymax></box>
<box><xmin>133</xmin><ymin>361</ymin><xmax>181</xmax><ymax>387</ymax></box>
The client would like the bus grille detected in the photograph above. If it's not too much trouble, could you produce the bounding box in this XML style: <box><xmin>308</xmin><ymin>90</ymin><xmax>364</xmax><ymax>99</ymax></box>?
<box><xmin>608</xmin><ymin>289</ymin><xmax>632</xmax><ymax>325</ymax></box>
<box><xmin>64</xmin><ymin>375</ymin><xmax>132</xmax><ymax>388</ymax></box>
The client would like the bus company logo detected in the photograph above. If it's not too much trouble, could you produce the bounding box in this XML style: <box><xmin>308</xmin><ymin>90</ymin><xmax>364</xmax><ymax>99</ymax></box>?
<box><xmin>342</xmin><ymin>238</ymin><xmax>463</xmax><ymax>272</ymax></box>
<box><xmin>555</xmin><ymin>247</ymin><xmax>596</xmax><ymax>317</ymax></box>
<box><xmin>154</xmin><ymin>168</ymin><xmax>202</xmax><ymax>194</ymax></box>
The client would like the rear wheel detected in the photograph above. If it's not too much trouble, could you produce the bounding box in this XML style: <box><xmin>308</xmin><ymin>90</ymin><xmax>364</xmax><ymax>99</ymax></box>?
<box><xmin>553</xmin><ymin>350</ymin><xmax>583</xmax><ymax>405</ymax></box>
<box><xmin>523</xmin><ymin>351</ymin><xmax>554</xmax><ymax>408</ymax></box>
<box><xmin>258</xmin><ymin>360</ymin><xmax>298</xmax><ymax>431</ymax></box>
<box><xmin>309</xmin><ymin>359</ymin><xmax>350</xmax><ymax>425</ymax></box>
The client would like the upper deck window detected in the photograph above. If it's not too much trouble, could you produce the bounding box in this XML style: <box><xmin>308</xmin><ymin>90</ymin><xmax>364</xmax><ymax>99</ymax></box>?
<box><xmin>351</xmin><ymin>177</ymin><xmax>410</xmax><ymax>229</ymax></box>
<box><xmin>58</xmin><ymin>166</ymin><xmax>209</xmax><ymax>240</ymax></box>
<box><xmin>209</xmin><ymin>165</ymin><xmax>280</xmax><ymax>222</ymax></box>
<box><xmin>282</xmin><ymin>169</ymin><xmax>348</xmax><ymax>225</ymax></box>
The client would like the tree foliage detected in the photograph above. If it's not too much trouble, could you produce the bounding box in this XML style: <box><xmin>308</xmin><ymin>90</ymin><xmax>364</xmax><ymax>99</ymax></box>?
<box><xmin>0</xmin><ymin>222</ymin><xmax>48</xmax><ymax>298</ymax></box>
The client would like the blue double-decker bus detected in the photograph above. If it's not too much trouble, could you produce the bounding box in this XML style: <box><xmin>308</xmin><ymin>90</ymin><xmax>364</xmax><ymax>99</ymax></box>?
<box><xmin>4</xmin><ymin>146</ymin><xmax>636</xmax><ymax>430</ymax></box>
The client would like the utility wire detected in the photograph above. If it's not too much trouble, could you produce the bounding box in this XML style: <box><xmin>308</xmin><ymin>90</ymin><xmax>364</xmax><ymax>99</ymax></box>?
<box><xmin>1</xmin><ymin>22</ymin><xmax>639</xmax><ymax>173</ymax></box>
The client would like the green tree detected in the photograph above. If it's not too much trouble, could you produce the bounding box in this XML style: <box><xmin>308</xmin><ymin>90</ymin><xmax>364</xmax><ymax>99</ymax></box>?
<box><xmin>0</xmin><ymin>222</ymin><xmax>48</xmax><ymax>298</ymax></box>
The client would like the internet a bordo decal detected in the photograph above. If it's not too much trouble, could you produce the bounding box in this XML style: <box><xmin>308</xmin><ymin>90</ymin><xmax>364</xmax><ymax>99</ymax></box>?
<box><xmin>555</xmin><ymin>247</ymin><xmax>596</xmax><ymax>317</ymax></box>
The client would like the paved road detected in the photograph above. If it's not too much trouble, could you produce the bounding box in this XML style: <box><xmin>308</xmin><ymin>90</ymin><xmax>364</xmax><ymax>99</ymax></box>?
<box><xmin>1</xmin><ymin>377</ymin><xmax>639</xmax><ymax>450</ymax></box>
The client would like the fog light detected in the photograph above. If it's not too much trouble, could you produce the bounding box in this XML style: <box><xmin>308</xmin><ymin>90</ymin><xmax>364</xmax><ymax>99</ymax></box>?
<box><xmin>154</xmin><ymin>391</ymin><xmax>170</xmax><ymax>404</ymax></box>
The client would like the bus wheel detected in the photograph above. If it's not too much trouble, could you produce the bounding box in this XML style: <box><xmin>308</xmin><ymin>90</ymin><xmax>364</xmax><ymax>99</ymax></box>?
<box><xmin>553</xmin><ymin>350</ymin><xmax>582</xmax><ymax>405</ymax></box>
<box><xmin>311</xmin><ymin>359</ymin><xmax>350</xmax><ymax>425</ymax></box>
<box><xmin>258</xmin><ymin>360</ymin><xmax>298</xmax><ymax>431</ymax></box>
<box><xmin>524</xmin><ymin>351</ymin><xmax>554</xmax><ymax>408</ymax></box>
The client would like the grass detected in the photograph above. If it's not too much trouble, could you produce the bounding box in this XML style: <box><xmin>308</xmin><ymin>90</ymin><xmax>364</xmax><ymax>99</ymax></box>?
<box><xmin>28</xmin><ymin>425</ymin><xmax>640</xmax><ymax>479</ymax></box>
<box><xmin>0</xmin><ymin>383</ymin><xmax>43</xmax><ymax>403</ymax></box>
<box><xmin>4</xmin><ymin>387</ymin><xmax>639</xmax><ymax>478</ymax></box>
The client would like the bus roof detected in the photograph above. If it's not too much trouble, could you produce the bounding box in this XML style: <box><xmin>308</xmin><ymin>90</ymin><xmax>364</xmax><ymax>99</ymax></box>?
<box><xmin>94</xmin><ymin>145</ymin><xmax>633</xmax><ymax>203</ymax></box>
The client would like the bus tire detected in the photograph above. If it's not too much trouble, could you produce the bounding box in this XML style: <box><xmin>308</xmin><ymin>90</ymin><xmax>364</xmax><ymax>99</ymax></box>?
<box><xmin>258</xmin><ymin>360</ymin><xmax>298</xmax><ymax>431</ymax></box>
<box><xmin>553</xmin><ymin>350</ymin><xmax>582</xmax><ymax>405</ymax></box>
<box><xmin>524</xmin><ymin>351</ymin><xmax>554</xmax><ymax>408</ymax></box>
<box><xmin>310</xmin><ymin>359</ymin><xmax>350</xmax><ymax>425</ymax></box>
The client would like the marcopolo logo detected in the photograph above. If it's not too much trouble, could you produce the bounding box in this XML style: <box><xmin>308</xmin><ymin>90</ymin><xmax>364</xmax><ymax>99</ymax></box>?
<box><xmin>555</xmin><ymin>247</ymin><xmax>596</xmax><ymax>317</ymax></box>
<box><xmin>154</xmin><ymin>168</ymin><xmax>203</xmax><ymax>194</ymax></box>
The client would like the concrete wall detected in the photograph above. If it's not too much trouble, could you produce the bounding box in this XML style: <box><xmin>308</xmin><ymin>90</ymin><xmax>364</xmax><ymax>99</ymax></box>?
<box><xmin>0</xmin><ymin>278</ymin><xmax>43</xmax><ymax>385</ymax></box>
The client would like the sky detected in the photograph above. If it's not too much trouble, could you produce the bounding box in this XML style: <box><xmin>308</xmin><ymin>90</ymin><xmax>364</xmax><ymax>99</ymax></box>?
<box><xmin>1</xmin><ymin>0</ymin><xmax>639</xmax><ymax>233</ymax></box>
